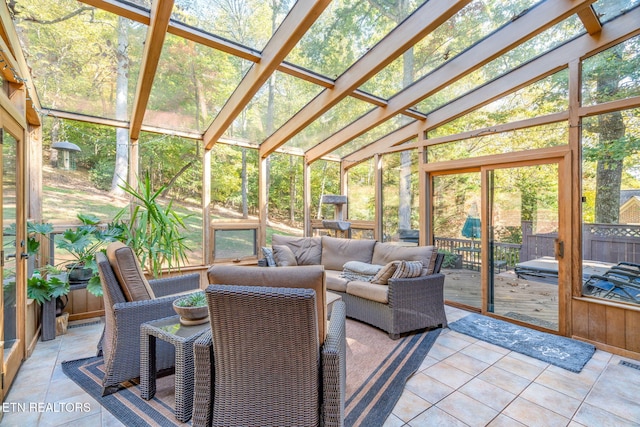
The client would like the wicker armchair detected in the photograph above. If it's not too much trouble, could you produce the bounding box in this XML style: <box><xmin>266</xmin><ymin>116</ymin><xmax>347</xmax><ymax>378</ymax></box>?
<box><xmin>193</xmin><ymin>282</ymin><xmax>346</xmax><ymax>426</ymax></box>
<box><xmin>96</xmin><ymin>243</ymin><xmax>201</xmax><ymax>395</ymax></box>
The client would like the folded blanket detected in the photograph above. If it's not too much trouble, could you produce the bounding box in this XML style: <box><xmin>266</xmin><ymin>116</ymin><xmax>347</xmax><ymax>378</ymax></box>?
<box><xmin>340</xmin><ymin>261</ymin><xmax>382</xmax><ymax>282</ymax></box>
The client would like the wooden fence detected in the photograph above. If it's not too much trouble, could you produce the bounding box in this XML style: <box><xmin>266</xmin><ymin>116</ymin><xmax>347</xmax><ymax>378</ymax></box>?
<box><xmin>436</xmin><ymin>221</ymin><xmax>640</xmax><ymax>269</ymax></box>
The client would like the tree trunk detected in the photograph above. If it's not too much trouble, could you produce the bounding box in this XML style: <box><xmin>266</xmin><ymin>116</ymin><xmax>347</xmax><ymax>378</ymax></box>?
<box><xmin>111</xmin><ymin>16</ymin><xmax>129</xmax><ymax>197</ymax></box>
<box><xmin>241</xmin><ymin>148</ymin><xmax>248</xmax><ymax>219</ymax></box>
<box><xmin>289</xmin><ymin>156</ymin><xmax>295</xmax><ymax>223</ymax></box>
<box><xmin>317</xmin><ymin>162</ymin><xmax>327</xmax><ymax>219</ymax></box>
<box><xmin>594</xmin><ymin>111</ymin><xmax>625</xmax><ymax>223</ymax></box>
<box><xmin>398</xmin><ymin>45</ymin><xmax>414</xmax><ymax>231</ymax></box>
<box><xmin>190</xmin><ymin>41</ymin><xmax>208</xmax><ymax>130</ymax></box>
<box><xmin>50</xmin><ymin>118</ymin><xmax>60</xmax><ymax>168</ymax></box>
<box><xmin>594</xmin><ymin>49</ymin><xmax>625</xmax><ymax>224</ymax></box>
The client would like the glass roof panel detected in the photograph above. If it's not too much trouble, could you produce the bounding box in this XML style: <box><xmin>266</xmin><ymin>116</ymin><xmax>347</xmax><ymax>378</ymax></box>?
<box><xmin>334</xmin><ymin>115</ymin><xmax>412</xmax><ymax>158</ymax></box>
<box><xmin>360</xmin><ymin>0</ymin><xmax>542</xmax><ymax>100</ymax></box>
<box><xmin>285</xmin><ymin>97</ymin><xmax>374</xmax><ymax>151</ymax></box>
<box><xmin>592</xmin><ymin>0</ymin><xmax>640</xmax><ymax>23</ymax></box>
<box><xmin>223</xmin><ymin>71</ymin><xmax>324</xmax><ymax>144</ymax></box>
<box><xmin>12</xmin><ymin>0</ymin><xmax>145</xmax><ymax>119</ymax></box>
<box><xmin>143</xmin><ymin>32</ymin><xmax>250</xmax><ymax>133</ymax></box>
<box><xmin>427</xmin><ymin>70</ymin><xmax>569</xmax><ymax>139</ymax></box>
<box><xmin>285</xmin><ymin>0</ymin><xmax>426</xmax><ymax>79</ymax></box>
<box><xmin>427</xmin><ymin>122</ymin><xmax>568</xmax><ymax>162</ymax></box>
<box><xmin>414</xmin><ymin>15</ymin><xmax>584</xmax><ymax>114</ymax></box>
<box><xmin>582</xmin><ymin>34</ymin><xmax>640</xmax><ymax>106</ymax></box>
<box><xmin>171</xmin><ymin>0</ymin><xmax>294</xmax><ymax>52</ymax></box>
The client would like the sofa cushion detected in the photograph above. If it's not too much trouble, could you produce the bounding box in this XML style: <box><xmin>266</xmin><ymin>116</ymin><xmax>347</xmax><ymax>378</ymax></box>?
<box><xmin>391</xmin><ymin>260</ymin><xmax>424</xmax><ymax>279</ymax></box>
<box><xmin>321</xmin><ymin>236</ymin><xmax>376</xmax><ymax>271</ymax></box>
<box><xmin>372</xmin><ymin>243</ymin><xmax>438</xmax><ymax>274</ymax></box>
<box><xmin>106</xmin><ymin>241</ymin><xmax>155</xmax><ymax>301</ymax></box>
<box><xmin>325</xmin><ymin>270</ymin><xmax>349</xmax><ymax>293</ymax></box>
<box><xmin>272</xmin><ymin>234</ymin><xmax>322</xmax><ymax>265</ymax></box>
<box><xmin>272</xmin><ymin>245</ymin><xmax>298</xmax><ymax>266</ymax></box>
<box><xmin>207</xmin><ymin>265</ymin><xmax>327</xmax><ymax>344</ymax></box>
<box><xmin>371</xmin><ymin>260</ymin><xmax>400</xmax><ymax>285</ymax></box>
<box><xmin>347</xmin><ymin>280</ymin><xmax>389</xmax><ymax>304</ymax></box>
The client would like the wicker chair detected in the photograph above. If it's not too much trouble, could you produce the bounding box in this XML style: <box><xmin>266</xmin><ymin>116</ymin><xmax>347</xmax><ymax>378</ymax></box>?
<box><xmin>96</xmin><ymin>243</ymin><xmax>201</xmax><ymax>395</ymax></box>
<box><xmin>192</xmin><ymin>280</ymin><xmax>346</xmax><ymax>426</ymax></box>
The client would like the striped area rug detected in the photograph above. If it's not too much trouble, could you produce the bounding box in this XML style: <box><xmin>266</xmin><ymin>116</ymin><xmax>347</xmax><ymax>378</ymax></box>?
<box><xmin>62</xmin><ymin>320</ymin><xmax>440</xmax><ymax>426</ymax></box>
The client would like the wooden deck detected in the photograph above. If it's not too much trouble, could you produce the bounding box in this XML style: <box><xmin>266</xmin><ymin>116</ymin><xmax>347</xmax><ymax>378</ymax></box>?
<box><xmin>442</xmin><ymin>267</ymin><xmax>559</xmax><ymax>330</ymax></box>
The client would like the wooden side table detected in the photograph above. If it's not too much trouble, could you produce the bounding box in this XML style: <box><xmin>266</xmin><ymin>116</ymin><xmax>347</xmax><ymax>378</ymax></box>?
<box><xmin>140</xmin><ymin>315</ymin><xmax>210</xmax><ymax>422</ymax></box>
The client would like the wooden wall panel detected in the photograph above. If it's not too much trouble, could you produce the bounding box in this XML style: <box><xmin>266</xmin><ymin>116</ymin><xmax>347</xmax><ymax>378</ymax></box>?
<box><xmin>587</xmin><ymin>303</ymin><xmax>607</xmax><ymax>343</ymax></box>
<box><xmin>626</xmin><ymin>310</ymin><xmax>640</xmax><ymax>353</ymax></box>
<box><xmin>572</xmin><ymin>298</ymin><xmax>640</xmax><ymax>358</ymax></box>
<box><xmin>67</xmin><ymin>288</ymin><xmax>105</xmax><ymax>321</ymax></box>
<box><xmin>605</xmin><ymin>306</ymin><xmax>626</xmax><ymax>349</ymax></box>
<box><xmin>572</xmin><ymin>299</ymin><xmax>589</xmax><ymax>338</ymax></box>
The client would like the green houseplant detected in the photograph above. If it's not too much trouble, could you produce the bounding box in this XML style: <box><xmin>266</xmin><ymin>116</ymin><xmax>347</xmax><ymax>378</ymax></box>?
<box><xmin>114</xmin><ymin>173</ymin><xmax>191</xmax><ymax>279</ymax></box>
<box><xmin>27</xmin><ymin>268</ymin><xmax>70</xmax><ymax>341</ymax></box>
<box><xmin>172</xmin><ymin>291</ymin><xmax>208</xmax><ymax>325</ymax></box>
<box><xmin>56</xmin><ymin>213</ymin><xmax>125</xmax><ymax>297</ymax></box>
<box><xmin>27</xmin><ymin>270</ymin><xmax>69</xmax><ymax>306</ymax></box>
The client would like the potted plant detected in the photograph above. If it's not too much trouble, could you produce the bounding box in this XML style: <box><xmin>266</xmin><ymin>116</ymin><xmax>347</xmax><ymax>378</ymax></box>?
<box><xmin>114</xmin><ymin>173</ymin><xmax>191</xmax><ymax>278</ymax></box>
<box><xmin>56</xmin><ymin>213</ymin><xmax>125</xmax><ymax>295</ymax></box>
<box><xmin>172</xmin><ymin>291</ymin><xmax>208</xmax><ymax>325</ymax></box>
<box><xmin>27</xmin><ymin>268</ymin><xmax>70</xmax><ymax>341</ymax></box>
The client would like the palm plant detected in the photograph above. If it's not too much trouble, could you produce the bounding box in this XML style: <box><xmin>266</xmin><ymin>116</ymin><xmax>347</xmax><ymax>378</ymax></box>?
<box><xmin>114</xmin><ymin>173</ymin><xmax>191</xmax><ymax>278</ymax></box>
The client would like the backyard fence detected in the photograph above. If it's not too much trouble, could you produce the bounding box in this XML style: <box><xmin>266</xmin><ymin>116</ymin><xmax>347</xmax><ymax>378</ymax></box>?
<box><xmin>436</xmin><ymin>221</ymin><xmax>640</xmax><ymax>270</ymax></box>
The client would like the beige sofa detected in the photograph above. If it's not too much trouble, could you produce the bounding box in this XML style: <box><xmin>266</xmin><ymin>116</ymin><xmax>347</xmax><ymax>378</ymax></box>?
<box><xmin>263</xmin><ymin>235</ymin><xmax>447</xmax><ymax>339</ymax></box>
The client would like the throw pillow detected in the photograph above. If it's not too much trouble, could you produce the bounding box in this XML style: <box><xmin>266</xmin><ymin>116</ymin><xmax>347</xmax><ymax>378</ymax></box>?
<box><xmin>272</xmin><ymin>245</ymin><xmax>298</xmax><ymax>266</ymax></box>
<box><xmin>342</xmin><ymin>261</ymin><xmax>382</xmax><ymax>276</ymax></box>
<box><xmin>261</xmin><ymin>246</ymin><xmax>276</xmax><ymax>267</ymax></box>
<box><xmin>391</xmin><ymin>260</ymin><xmax>423</xmax><ymax>279</ymax></box>
<box><xmin>371</xmin><ymin>260</ymin><xmax>400</xmax><ymax>285</ymax></box>
<box><xmin>340</xmin><ymin>261</ymin><xmax>382</xmax><ymax>282</ymax></box>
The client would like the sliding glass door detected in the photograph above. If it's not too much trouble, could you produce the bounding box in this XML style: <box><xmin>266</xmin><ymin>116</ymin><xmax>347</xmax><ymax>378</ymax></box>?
<box><xmin>433</xmin><ymin>172</ymin><xmax>482</xmax><ymax>310</ymax></box>
<box><xmin>487</xmin><ymin>163</ymin><xmax>561</xmax><ymax>331</ymax></box>
<box><xmin>430</xmin><ymin>155</ymin><xmax>567</xmax><ymax>332</ymax></box>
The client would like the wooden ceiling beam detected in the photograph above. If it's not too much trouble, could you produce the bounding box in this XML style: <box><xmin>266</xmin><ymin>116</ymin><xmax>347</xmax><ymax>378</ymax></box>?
<box><xmin>578</xmin><ymin>5</ymin><xmax>602</xmax><ymax>35</ymax></box>
<box><xmin>345</xmin><ymin>6</ymin><xmax>640</xmax><ymax>163</ymax></box>
<box><xmin>129</xmin><ymin>0</ymin><xmax>174</xmax><ymax>141</ymax></box>
<box><xmin>260</xmin><ymin>0</ymin><xmax>469</xmax><ymax>158</ymax></box>
<box><xmin>306</xmin><ymin>0</ymin><xmax>596</xmax><ymax>163</ymax></box>
<box><xmin>340</xmin><ymin>120</ymin><xmax>421</xmax><ymax>170</ymax></box>
<box><xmin>0</xmin><ymin>0</ymin><xmax>41</xmax><ymax>125</ymax></box>
<box><xmin>78</xmin><ymin>0</ymin><xmax>151</xmax><ymax>24</ymax></box>
<box><xmin>203</xmin><ymin>0</ymin><xmax>331</xmax><ymax>151</ymax></box>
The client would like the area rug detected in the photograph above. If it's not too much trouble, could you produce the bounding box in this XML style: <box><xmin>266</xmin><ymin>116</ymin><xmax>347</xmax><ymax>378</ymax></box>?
<box><xmin>449</xmin><ymin>313</ymin><xmax>595</xmax><ymax>373</ymax></box>
<box><xmin>62</xmin><ymin>320</ymin><xmax>440</xmax><ymax>426</ymax></box>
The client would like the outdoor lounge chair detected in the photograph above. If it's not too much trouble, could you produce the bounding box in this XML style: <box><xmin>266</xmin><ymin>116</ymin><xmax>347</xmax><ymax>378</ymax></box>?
<box><xmin>96</xmin><ymin>242</ymin><xmax>201</xmax><ymax>395</ymax></box>
<box><xmin>192</xmin><ymin>266</ymin><xmax>346</xmax><ymax>427</ymax></box>
<box><xmin>582</xmin><ymin>264</ymin><xmax>640</xmax><ymax>304</ymax></box>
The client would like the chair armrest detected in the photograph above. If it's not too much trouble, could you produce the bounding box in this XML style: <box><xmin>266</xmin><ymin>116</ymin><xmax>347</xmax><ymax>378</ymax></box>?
<box><xmin>386</xmin><ymin>273</ymin><xmax>445</xmax><ymax>307</ymax></box>
<box><xmin>149</xmin><ymin>273</ymin><xmax>201</xmax><ymax>297</ymax></box>
<box><xmin>111</xmin><ymin>294</ymin><xmax>181</xmax><ymax>324</ymax></box>
<box><xmin>322</xmin><ymin>300</ymin><xmax>346</xmax><ymax>427</ymax></box>
<box><xmin>192</xmin><ymin>330</ymin><xmax>214</xmax><ymax>427</ymax></box>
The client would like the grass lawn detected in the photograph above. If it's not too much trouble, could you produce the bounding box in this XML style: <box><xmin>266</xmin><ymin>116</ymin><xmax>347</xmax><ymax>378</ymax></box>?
<box><xmin>42</xmin><ymin>166</ymin><xmax>300</xmax><ymax>267</ymax></box>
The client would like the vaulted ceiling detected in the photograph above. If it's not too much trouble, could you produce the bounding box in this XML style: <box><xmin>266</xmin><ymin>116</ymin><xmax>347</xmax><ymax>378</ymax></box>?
<box><xmin>10</xmin><ymin>0</ymin><xmax>640</xmax><ymax>164</ymax></box>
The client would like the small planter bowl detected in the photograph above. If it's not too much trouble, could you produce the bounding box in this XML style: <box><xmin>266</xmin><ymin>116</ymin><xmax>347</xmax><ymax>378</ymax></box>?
<box><xmin>173</xmin><ymin>292</ymin><xmax>209</xmax><ymax>326</ymax></box>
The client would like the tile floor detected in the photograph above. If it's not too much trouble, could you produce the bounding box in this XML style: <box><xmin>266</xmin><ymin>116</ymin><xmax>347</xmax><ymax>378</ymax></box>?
<box><xmin>2</xmin><ymin>306</ymin><xmax>640</xmax><ymax>426</ymax></box>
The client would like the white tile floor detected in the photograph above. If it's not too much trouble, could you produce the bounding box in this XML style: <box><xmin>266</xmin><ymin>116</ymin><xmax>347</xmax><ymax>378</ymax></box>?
<box><xmin>2</xmin><ymin>306</ymin><xmax>640</xmax><ymax>426</ymax></box>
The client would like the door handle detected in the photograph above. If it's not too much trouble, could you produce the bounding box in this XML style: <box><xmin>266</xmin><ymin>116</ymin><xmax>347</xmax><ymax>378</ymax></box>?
<box><xmin>554</xmin><ymin>238</ymin><xmax>564</xmax><ymax>259</ymax></box>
